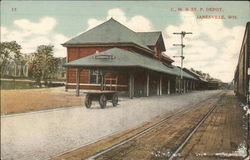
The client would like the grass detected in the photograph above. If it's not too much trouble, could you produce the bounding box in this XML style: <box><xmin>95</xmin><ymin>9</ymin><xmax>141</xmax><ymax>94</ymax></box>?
<box><xmin>1</xmin><ymin>87</ymin><xmax>83</xmax><ymax>115</ymax></box>
<box><xmin>1</xmin><ymin>78</ymin><xmax>65</xmax><ymax>90</ymax></box>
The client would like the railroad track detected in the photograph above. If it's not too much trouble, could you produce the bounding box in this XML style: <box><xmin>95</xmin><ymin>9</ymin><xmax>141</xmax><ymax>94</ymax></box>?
<box><xmin>86</xmin><ymin>92</ymin><xmax>224</xmax><ymax>160</ymax></box>
<box><xmin>168</xmin><ymin>100</ymin><xmax>220</xmax><ymax>160</ymax></box>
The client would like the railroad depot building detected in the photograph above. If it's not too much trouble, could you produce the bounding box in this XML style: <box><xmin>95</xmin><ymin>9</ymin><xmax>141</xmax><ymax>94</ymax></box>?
<box><xmin>63</xmin><ymin>18</ymin><xmax>198</xmax><ymax>98</ymax></box>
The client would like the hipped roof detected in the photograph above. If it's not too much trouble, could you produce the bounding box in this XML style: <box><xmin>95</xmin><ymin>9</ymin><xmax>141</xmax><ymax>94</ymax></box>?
<box><xmin>62</xmin><ymin>18</ymin><xmax>168</xmax><ymax>55</ymax></box>
<box><xmin>64</xmin><ymin>47</ymin><xmax>197</xmax><ymax>80</ymax></box>
<box><xmin>63</xmin><ymin>18</ymin><xmax>152</xmax><ymax>52</ymax></box>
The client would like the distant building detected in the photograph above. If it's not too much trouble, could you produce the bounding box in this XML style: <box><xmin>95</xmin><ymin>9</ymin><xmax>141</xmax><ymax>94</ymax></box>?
<box><xmin>1</xmin><ymin>56</ymin><xmax>66</xmax><ymax>81</ymax></box>
<box><xmin>54</xmin><ymin>57</ymin><xmax>66</xmax><ymax>80</ymax></box>
<box><xmin>207</xmin><ymin>79</ymin><xmax>222</xmax><ymax>90</ymax></box>
<box><xmin>183</xmin><ymin>68</ymin><xmax>223</xmax><ymax>90</ymax></box>
<box><xmin>1</xmin><ymin>61</ymin><xmax>29</xmax><ymax>78</ymax></box>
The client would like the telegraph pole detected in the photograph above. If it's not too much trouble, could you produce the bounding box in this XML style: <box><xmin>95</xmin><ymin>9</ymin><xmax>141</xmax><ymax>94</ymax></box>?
<box><xmin>173</xmin><ymin>31</ymin><xmax>192</xmax><ymax>94</ymax></box>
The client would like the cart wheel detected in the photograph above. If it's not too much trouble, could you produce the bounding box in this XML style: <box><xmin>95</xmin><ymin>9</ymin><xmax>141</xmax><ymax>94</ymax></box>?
<box><xmin>99</xmin><ymin>94</ymin><xmax>107</xmax><ymax>109</ymax></box>
<box><xmin>112</xmin><ymin>94</ymin><xmax>118</xmax><ymax>107</ymax></box>
<box><xmin>85</xmin><ymin>94</ymin><xmax>92</xmax><ymax>108</ymax></box>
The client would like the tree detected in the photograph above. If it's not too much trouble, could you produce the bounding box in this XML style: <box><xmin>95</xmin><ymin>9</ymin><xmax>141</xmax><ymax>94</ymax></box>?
<box><xmin>205</xmin><ymin>73</ymin><xmax>211</xmax><ymax>80</ymax></box>
<box><xmin>190</xmin><ymin>68</ymin><xmax>213</xmax><ymax>80</ymax></box>
<box><xmin>28</xmin><ymin>45</ymin><xmax>59</xmax><ymax>86</ymax></box>
<box><xmin>196</xmin><ymin>70</ymin><xmax>203</xmax><ymax>76</ymax></box>
<box><xmin>0</xmin><ymin>41</ymin><xmax>21</xmax><ymax>76</ymax></box>
<box><xmin>190</xmin><ymin>68</ymin><xmax>195</xmax><ymax>72</ymax></box>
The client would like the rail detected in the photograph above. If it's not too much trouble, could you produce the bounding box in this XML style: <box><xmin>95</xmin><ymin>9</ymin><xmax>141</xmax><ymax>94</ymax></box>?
<box><xmin>86</xmin><ymin>92</ymin><xmax>223</xmax><ymax>160</ymax></box>
<box><xmin>168</xmin><ymin>103</ymin><xmax>219</xmax><ymax>160</ymax></box>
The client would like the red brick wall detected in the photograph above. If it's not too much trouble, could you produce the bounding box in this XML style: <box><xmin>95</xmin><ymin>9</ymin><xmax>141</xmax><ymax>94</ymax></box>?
<box><xmin>66</xmin><ymin>46</ymin><xmax>132</xmax><ymax>91</ymax></box>
<box><xmin>66</xmin><ymin>46</ymin><xmax>152</xmax><ymax>84</ymax></box>
<box><xmin>67</xmin><ymin>46</ymin><xmax>113</xmax><ymax>84</ymax></box>
<box><xmin>66</xmin><ymin>46</ymin><xmax>157</xmax><ymax>91</ymax></box>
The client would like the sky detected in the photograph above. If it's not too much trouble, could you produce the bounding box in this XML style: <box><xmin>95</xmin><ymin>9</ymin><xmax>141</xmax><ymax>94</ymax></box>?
<box><xmin>1</xmin><ymin>1</ymin><xmax>249</xmax><ymax>82</ymax></box>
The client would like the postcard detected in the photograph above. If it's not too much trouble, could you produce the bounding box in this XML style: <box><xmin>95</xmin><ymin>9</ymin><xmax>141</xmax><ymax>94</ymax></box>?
<box><xmin>1</xmin><ymin>1</ymin><xmax>249</xmax><ymax>160</ymax></box>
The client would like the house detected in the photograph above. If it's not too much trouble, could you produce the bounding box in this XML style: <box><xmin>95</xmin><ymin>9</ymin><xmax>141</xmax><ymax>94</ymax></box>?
<box><xmin>63</xmin><ymin>18</ymin><xmax>198</xmax><ymax>98</ymax></box>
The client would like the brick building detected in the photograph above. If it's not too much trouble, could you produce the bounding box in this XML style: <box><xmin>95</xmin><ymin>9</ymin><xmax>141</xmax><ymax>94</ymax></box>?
<box><xmin>63</xmin><ymin>18</ymin><xmax>197</xmax><ymax>98</ymax></box>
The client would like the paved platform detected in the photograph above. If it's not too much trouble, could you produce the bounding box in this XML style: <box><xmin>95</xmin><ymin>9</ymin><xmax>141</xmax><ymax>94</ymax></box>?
<box><xmin>1</xmin><ymin>90</ymin><xmax>220</xmax><ymax>160</ymax></box>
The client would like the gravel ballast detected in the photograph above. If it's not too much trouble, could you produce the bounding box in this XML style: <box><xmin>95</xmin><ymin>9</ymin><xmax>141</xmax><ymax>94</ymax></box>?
<box><xmin>1</xmin><ymin>90</ymin><xmax>221</xmax><ymax>160</ymax></box>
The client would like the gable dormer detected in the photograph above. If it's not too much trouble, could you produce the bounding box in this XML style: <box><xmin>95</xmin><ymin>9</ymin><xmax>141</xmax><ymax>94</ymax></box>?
<box><xmin>136</xmin><ymin>32</ymin><xmax>166</xmax><ymax>59</ymax></box>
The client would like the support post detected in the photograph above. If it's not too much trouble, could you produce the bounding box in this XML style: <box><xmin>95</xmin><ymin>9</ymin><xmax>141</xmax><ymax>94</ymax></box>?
<box><xmin>188</xmin><ymin>81</ymin><xmax>190</xmax><ymax>91</ymax></box>
<box><xmin>184</xmin><ymin>79</ymin><xmax>186</xmax><ymax>93</ymax></box>
<box><xmin>100</xmin><ymin>75</ymin><xmax>104</xmax><ymax>91</ymax></box>
<box><xmin>100</xmin><ymin>71</ymin><xmax>105</xmax><ymax>91</ymax></box>
<box><xmin>159</xmin><ymin>75</ymin><xmax>162</xmax><ymax>96</ymax></box>
<box><xmin>183</xmin><ymin>79</ymin><xmax>185</xmax><ymax>93</ymax></box>
<box><xmin>168</xmin><ymin>80</ymin><xmax>170</xmax><ymax>94</ymax></box>
<box><xmin>192</xmin><ymin>81</ymin><xmax>194</xmax><ymax>90</ymax></box>
<box><xmin>65</xmin><ymin>68</ymin><xmax>68</xmax><ymax>92</ymax></box>
<box><xmin>146</xmin><ymin>73</ymin><xmax>149</xmax><ymax>97</ymax></box>
<box><xmin>129</xmin><ymin>73</ymin><xmax>134</xmax><ymax>99</ymax></box>
<box><xmin>65</xmin><ymin>82</ymin><xmax>68</xmax><ymax>92</ymax></box>
<box><xmin>190</xmin><ymin>81</ymin><xmax>192</xmax><ymax>91</ymax></box>
<box><xmin>186</xmin><ymin>80</ymin><xmax>188</xmax><ymax>92</ymax></box>
<box><xmin>179</xmin><ymin>77</ymin><xmax>181</xmax><ymax>93</ymax></box>
<box><xmin>175</xmin><ymin>77</ymin><xmax>178</xmax><ymax>93</ymax></box>
<box><xmin>76</xmin><ymin>68</ymin><xmax>81</xmax><ymax>96</ymax></box>
<box><xmin>157</xmin><ymin>83</ymin><xmax>159</xmax><ymax>96</ymax></box>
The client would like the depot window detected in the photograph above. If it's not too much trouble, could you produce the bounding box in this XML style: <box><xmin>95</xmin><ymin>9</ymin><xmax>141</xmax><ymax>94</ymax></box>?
<box><xmin>89</xmin><ymin>69</ymin><xmax>102</xmax><ymax>84</ymax></box>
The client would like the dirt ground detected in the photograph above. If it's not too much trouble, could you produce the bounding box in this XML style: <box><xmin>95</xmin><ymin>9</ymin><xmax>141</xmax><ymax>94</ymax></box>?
<box><xmin>1</xmin><ymin>87</ymin><xmax>83</xmax><ymax>115</ymax></box>
<box><xmin>53</xmin><ymin>91</ymin><xmax>224</xmax><ymax>160</ymax></box>
<box><xmin>177</xmin><ymin>91</ymin><xmax>247</xmax><ymax>160</ymax></box>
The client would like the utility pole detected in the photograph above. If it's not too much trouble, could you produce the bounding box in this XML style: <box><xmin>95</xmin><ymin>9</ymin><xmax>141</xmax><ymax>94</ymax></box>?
<box><xmin>173</xmin><ymin>31</ymin><xmax>192</xmax><ymax>94</ymax></box>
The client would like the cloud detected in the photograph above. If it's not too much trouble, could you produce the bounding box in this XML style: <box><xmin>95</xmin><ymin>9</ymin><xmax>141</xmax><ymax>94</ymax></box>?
<box><xmin>87</xmin><ymin>18</ymin><xmax>104</xmax><ymax>31</ymax></box>
<box><xmin>13</xmin><ymin>17</ymin><xmax>56</xmax><ymax>35</ymax></box>
<box><xmin>1</xmin><ymin>17</ymin><xmax>68</xmax><ymax>57</ymax></box>
<box><xmin>1</xmin><ymin>26</ymin><xmax>8</xmax><ymax>35</ymax></box>
<box><xmin>164</xmin><ymin>11</ymin><xmax>245</xmax><ymax>82</ymax></box>
<box><xmin>52</xmin><ymin>34</ymin><xmax>68</xmax><ymax>57</ymax></box>
<box><xmin>86</xmin><ymin>8</ymin><xmax>154</xmax><ymax>32</ymax></box>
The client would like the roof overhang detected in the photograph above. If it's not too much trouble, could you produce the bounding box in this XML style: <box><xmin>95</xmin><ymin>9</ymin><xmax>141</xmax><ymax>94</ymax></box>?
<box><xmin>64</xmin><ymin>47</ymin><xmax>197</xmax><ymax>80</ymax></box>
<box><xmin>62</xmin><ymin>42</ymin><xmax>155</xmax><ymax>55</ymax></box>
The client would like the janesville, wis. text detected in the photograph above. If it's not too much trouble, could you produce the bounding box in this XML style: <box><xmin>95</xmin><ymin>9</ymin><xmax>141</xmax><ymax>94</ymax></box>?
<box><xmin>171</xmin><ymin>7</ymin><xmax>237</xmax><ymax>20</ymax></box>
